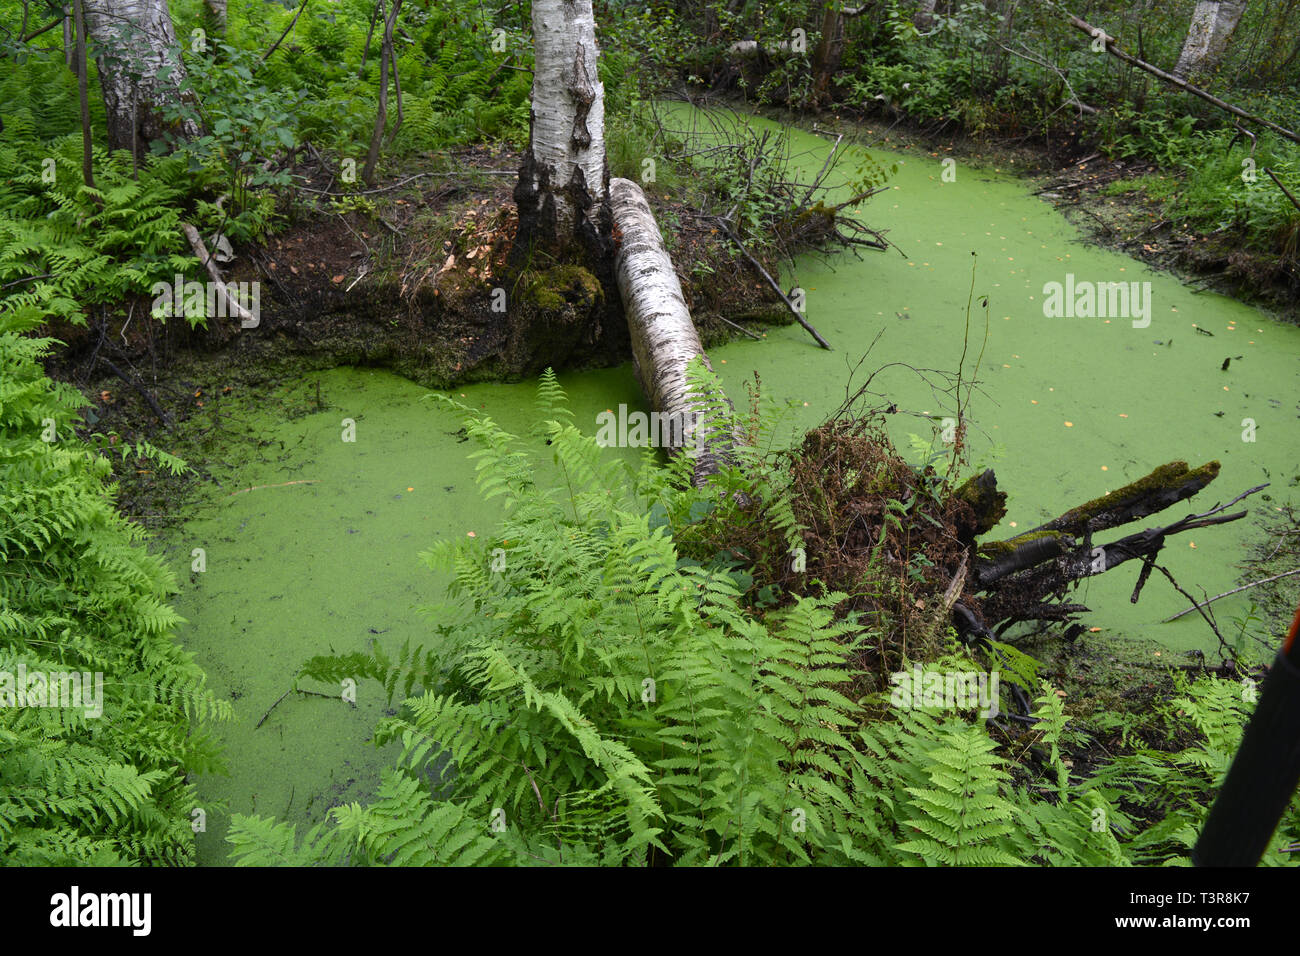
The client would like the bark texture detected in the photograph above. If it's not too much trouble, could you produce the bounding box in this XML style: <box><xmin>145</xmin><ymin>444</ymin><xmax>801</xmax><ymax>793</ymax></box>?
<box><xmin>610</xmin><ymin>177</ymin><xmax>732</xmax><ymax>484</ymax></box>
<box><xmin>913</xmin><ymin>0</ymin><xmax>938</xmax><ymax>30</ymax></box>
<box><xmin>513</xmin><ymin>0</ymin><xmax>610</xmax><ymax>260</ymax></box>
<box><xmin>1173</xmin><ymin>0</ymin><xmax>1248</xmax><ymax>78</ymax></box>
<box><xmin>83</xmin><ymin>0</ymin><xmax>199</xmax><ymax>158</ymax></box>
<box><xmin>812</xmin><ymin>4</ymin><xmax>868</xmax><ymax>103</ymax></box>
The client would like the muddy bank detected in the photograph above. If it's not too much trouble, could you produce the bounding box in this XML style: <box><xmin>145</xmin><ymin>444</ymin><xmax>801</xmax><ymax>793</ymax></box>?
<box><xmin>46</xmin><ymin>144</ymin><xmax>790</xmax><ymax>402</ymax></box>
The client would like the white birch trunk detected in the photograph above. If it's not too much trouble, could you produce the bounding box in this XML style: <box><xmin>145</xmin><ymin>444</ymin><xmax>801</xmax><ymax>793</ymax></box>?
<box><xmin>913</xmin><ymin>0</ymin><xmax>939</xmax><ymax>31</ymax></box>
<box><xmin>83</xmin><ymin>0</ymin><xmax>199</xmax><ymax>156</ymax></box>
<box><xmin>610</xmin><ymin>178</ymin><xmax>734</xmax><ymax>484</ymax></box>
<box><xmin>1173</xmin><ymin>1</ymin><xmax>1248</xmax><ymax>78</ymax></box>
<box><xmin>515</xmin><ymin>0</ymin><xmax>608</xmax><ymax>251</ymax></box>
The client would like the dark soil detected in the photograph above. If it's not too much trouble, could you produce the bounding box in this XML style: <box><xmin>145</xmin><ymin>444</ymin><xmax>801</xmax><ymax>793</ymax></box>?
<box><xmin>40</xmin><ymin>143</ymin><xmax>794</xmax><ymax>525</ymax></box>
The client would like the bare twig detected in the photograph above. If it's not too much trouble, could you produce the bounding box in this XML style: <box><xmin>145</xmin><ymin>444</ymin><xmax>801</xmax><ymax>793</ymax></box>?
<box><xmin>257</xmin><ymin>0</ymin><xmax>311</xmax><ymax>70</ymax></box>
<box><xmin>714</xmin><ymin>313</ymin><xmax>762</xmax><ymax>340</ymax></box>
<box><xmin>1162</xmin><ymin>568</ymin><xmax>1300</xmax><ymax>622</ymax></box>
<box><xmin>717</xmin><ymin>219</ymin><xmax>831</xmax><ymax>349</ymax></box>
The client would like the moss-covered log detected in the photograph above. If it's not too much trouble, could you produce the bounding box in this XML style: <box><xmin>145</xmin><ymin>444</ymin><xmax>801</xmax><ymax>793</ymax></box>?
<box><xmin>1019</xmin><ymin>460</ymin><xmax>1221</xmax><ymax>538</ymax></box>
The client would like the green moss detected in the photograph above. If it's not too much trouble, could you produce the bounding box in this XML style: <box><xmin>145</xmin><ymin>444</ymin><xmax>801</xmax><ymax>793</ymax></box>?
<box><xmin>522</xmin><ymin>265</ymin><xmax>603</xmax><ymax>312</ymax></box>
<box><xmin>979</xmin><ymin>529</ymin><xmax>1068</xmax><ymax>557</ymax></box>
<box><xmin>1054</xmin><ymin>460</ymin><xmax>1220</xmax><ymax>531</ymax></box>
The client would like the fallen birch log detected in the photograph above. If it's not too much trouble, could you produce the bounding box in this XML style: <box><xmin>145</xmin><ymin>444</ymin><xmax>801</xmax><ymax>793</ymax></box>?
<box><xmin>609</xmin><ymin>176</ymin><xmax>736</xmax><ymax>485</ymax></box>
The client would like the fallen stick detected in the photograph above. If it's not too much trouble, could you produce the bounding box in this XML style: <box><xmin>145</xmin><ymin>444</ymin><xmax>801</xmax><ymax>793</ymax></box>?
<box><xmin>717</xmin><ymin>219</ymin><xmax>832</xmax><ymax>350</ymax></box>
<box><xmin>97</xmin><ymin>356</ymin><xmax>170</xmax><ymax>426</ymax></box>
<box><xmin>227</xmin><ymin>479</ymin><xmax>320</xmax><ymax>497</ymax></box>
<box><xmin>255</xmin><ymin>686</ymin><xmax>342</xmax><ymax>730</ymax></box>
<box><xmin>1265</xmin><ymin>167</ymin><xmax>1300</xmax><ymax>213</ymax></box>
<box><xmin>180</xmin><ymin>222</ymin><xmax>258</xmax><ymax>328</ymax></box>
<box><xmin>1067</xmin><ymin>15</ymin><xmax>1300</xmax><ymax>147</ymax></box>
<box><xmin>715</xmin><ymin>313</ymin><xmax>762</xmax><ymax>340</ymax></box>
<box><xmin>1162</xmin><ymin>568</ymin><xmax>1300</xmax><ymax>623</ymax></box>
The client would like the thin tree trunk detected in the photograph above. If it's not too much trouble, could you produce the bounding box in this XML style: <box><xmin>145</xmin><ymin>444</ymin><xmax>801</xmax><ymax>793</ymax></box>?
<box><xmin>360</xmin><ymin>0</ymin><xmax>380</xmax><ymax>75</ymax></box>
<box><xmin>1173</xmin><ymin>0</ymin><xmax>1248</xmax><ymax>79</ymax></box>
<box><xmin>73</xmin><ymin>0</ymin><xmax>95</xmax><ymax>194</ymax></box>
<box><xmin>63</xmin><ymin>5</ymin><xmax>74</xmax><ymax>70</ymax></box>
<box><xmin>362</xmin><ymin>0</ymin><xmax>400</xmax><ymax>186</ymax></box>
<box><xmin>811</xmin><ymin>5</ymin><xmax>845</xmax><ymax>105</ymax></box>
<box><xmin>82</xmin><ymin>0</ymin><xmax>199</xmax><ymax>158</ymax></box>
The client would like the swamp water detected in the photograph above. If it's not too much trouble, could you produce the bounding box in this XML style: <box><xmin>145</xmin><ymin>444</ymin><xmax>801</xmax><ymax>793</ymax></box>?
<box><xmin>165</xmin><ymin>111</ymin><xmax>1300</xmax><ymax>862</ymax></box>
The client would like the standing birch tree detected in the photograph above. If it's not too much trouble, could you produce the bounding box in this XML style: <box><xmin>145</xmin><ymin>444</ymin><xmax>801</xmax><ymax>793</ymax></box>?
<box><xmin>512</xmin><ymin>0</ymin><xmax>612</xmax><ymax>264</ymax></box>
<box><xmin>82</xmin><ymin>0</ymin><xmax>199</xmax><ymax>159</ymax></box>
<box><xmin>1173</xmin><ymin>0</ymin><xmax>1249</xmax><ymax>79</ymax></box>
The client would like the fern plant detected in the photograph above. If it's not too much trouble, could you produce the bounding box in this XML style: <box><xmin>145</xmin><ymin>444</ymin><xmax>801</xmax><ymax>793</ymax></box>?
<box><xmin>227</xmin><ymin>371</ymin><xmax>1300</xmax><ymax>867</ymax></box>
<box><xmin>0</xmin><ymin>305</ymin><xmax>230</xmax><ymax>865</ymax></box>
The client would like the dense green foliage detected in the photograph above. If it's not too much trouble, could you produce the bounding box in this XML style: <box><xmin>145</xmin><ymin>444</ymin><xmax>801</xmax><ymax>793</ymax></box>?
<box><xmin>0</xmin><ymin>307</ymin><xmax>230</xmax><ymax>864</ymax></box>
<box><xmin>0</xmin><ymin>0</ymin><xmax>548</xmax><ymax>331</ymax></box>
<box><xmin>622</xmin><ymin>0</ymin><xmax>1299</xmax><ymax>258</ymax></box>
<box><xmin>225</xmin><ymin>371</ymin><xmax>1300</xmax><ymax>866</ymax></box>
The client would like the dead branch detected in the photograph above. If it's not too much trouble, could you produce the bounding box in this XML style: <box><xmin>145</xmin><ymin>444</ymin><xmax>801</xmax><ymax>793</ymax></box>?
<box><xmin>1162</xmin><ymin>568</ymin><xmax>1300</xmax><ymax>622</ymax></box>
<box><xmin>179</xmin><ymin>222</ymin><xmax>257</xmax><ymax>327</ymax></box>
<box><xmin>717</xmin><ymin>218</ymin><xmax>832</xmax><ymax>349</ymax></box>
<box><xmin>1067</xmin><ymin>15</ymin><xmax>1300</xmax><ymax>146</ymax></box>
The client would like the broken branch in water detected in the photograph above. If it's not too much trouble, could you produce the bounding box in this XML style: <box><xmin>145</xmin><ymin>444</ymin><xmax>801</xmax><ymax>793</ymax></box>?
<box><xmin>973</xmin><ymin>462</ymin><xmax>1268</xmax><ymax>634</ymax></box>
<box><xmin>227</xmin><ymin>480</ymin><xmax>320</xmax><ymax>497</ymax></box>
<box><xmin>96</xmin><ymin>356</ymin><xmax>170</xmax><ymax>426</ymax></box>
<box><xmin>255</xmin><ymin>685</ymin><xmax>346</xmax><ymax>730</ymax></box>
<box><xmin>716</xmin><ymin>218</ymin><xmax>832</xmax><ymax>349</ymax></box>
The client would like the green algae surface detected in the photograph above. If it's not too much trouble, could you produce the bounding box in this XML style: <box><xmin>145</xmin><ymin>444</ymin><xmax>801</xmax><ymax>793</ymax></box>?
<box><xmin>167</xmin><ymin>110</ymin><xmax>1299</xmax><ymax>863</ymax></box>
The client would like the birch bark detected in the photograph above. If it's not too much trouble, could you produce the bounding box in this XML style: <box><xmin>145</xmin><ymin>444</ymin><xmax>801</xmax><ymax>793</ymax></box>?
<box><xmin>610</xmin><ymin>178</ymin><xmax>734</xmax><ymax>484</ymax></box>
<box><xmin>83</xmin><ymin>0</ymin><xmax>199</xmax><ymax>158</ymax></box>
<box><xmin>1173</xmin><ymin>1</ymin><xmax>1248</xmax><ymax>78</ymax></box>
<box><xmin>513</xmin><ymin>0</ymin><xmax>610</xmax><ymax>258</ymax></box>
